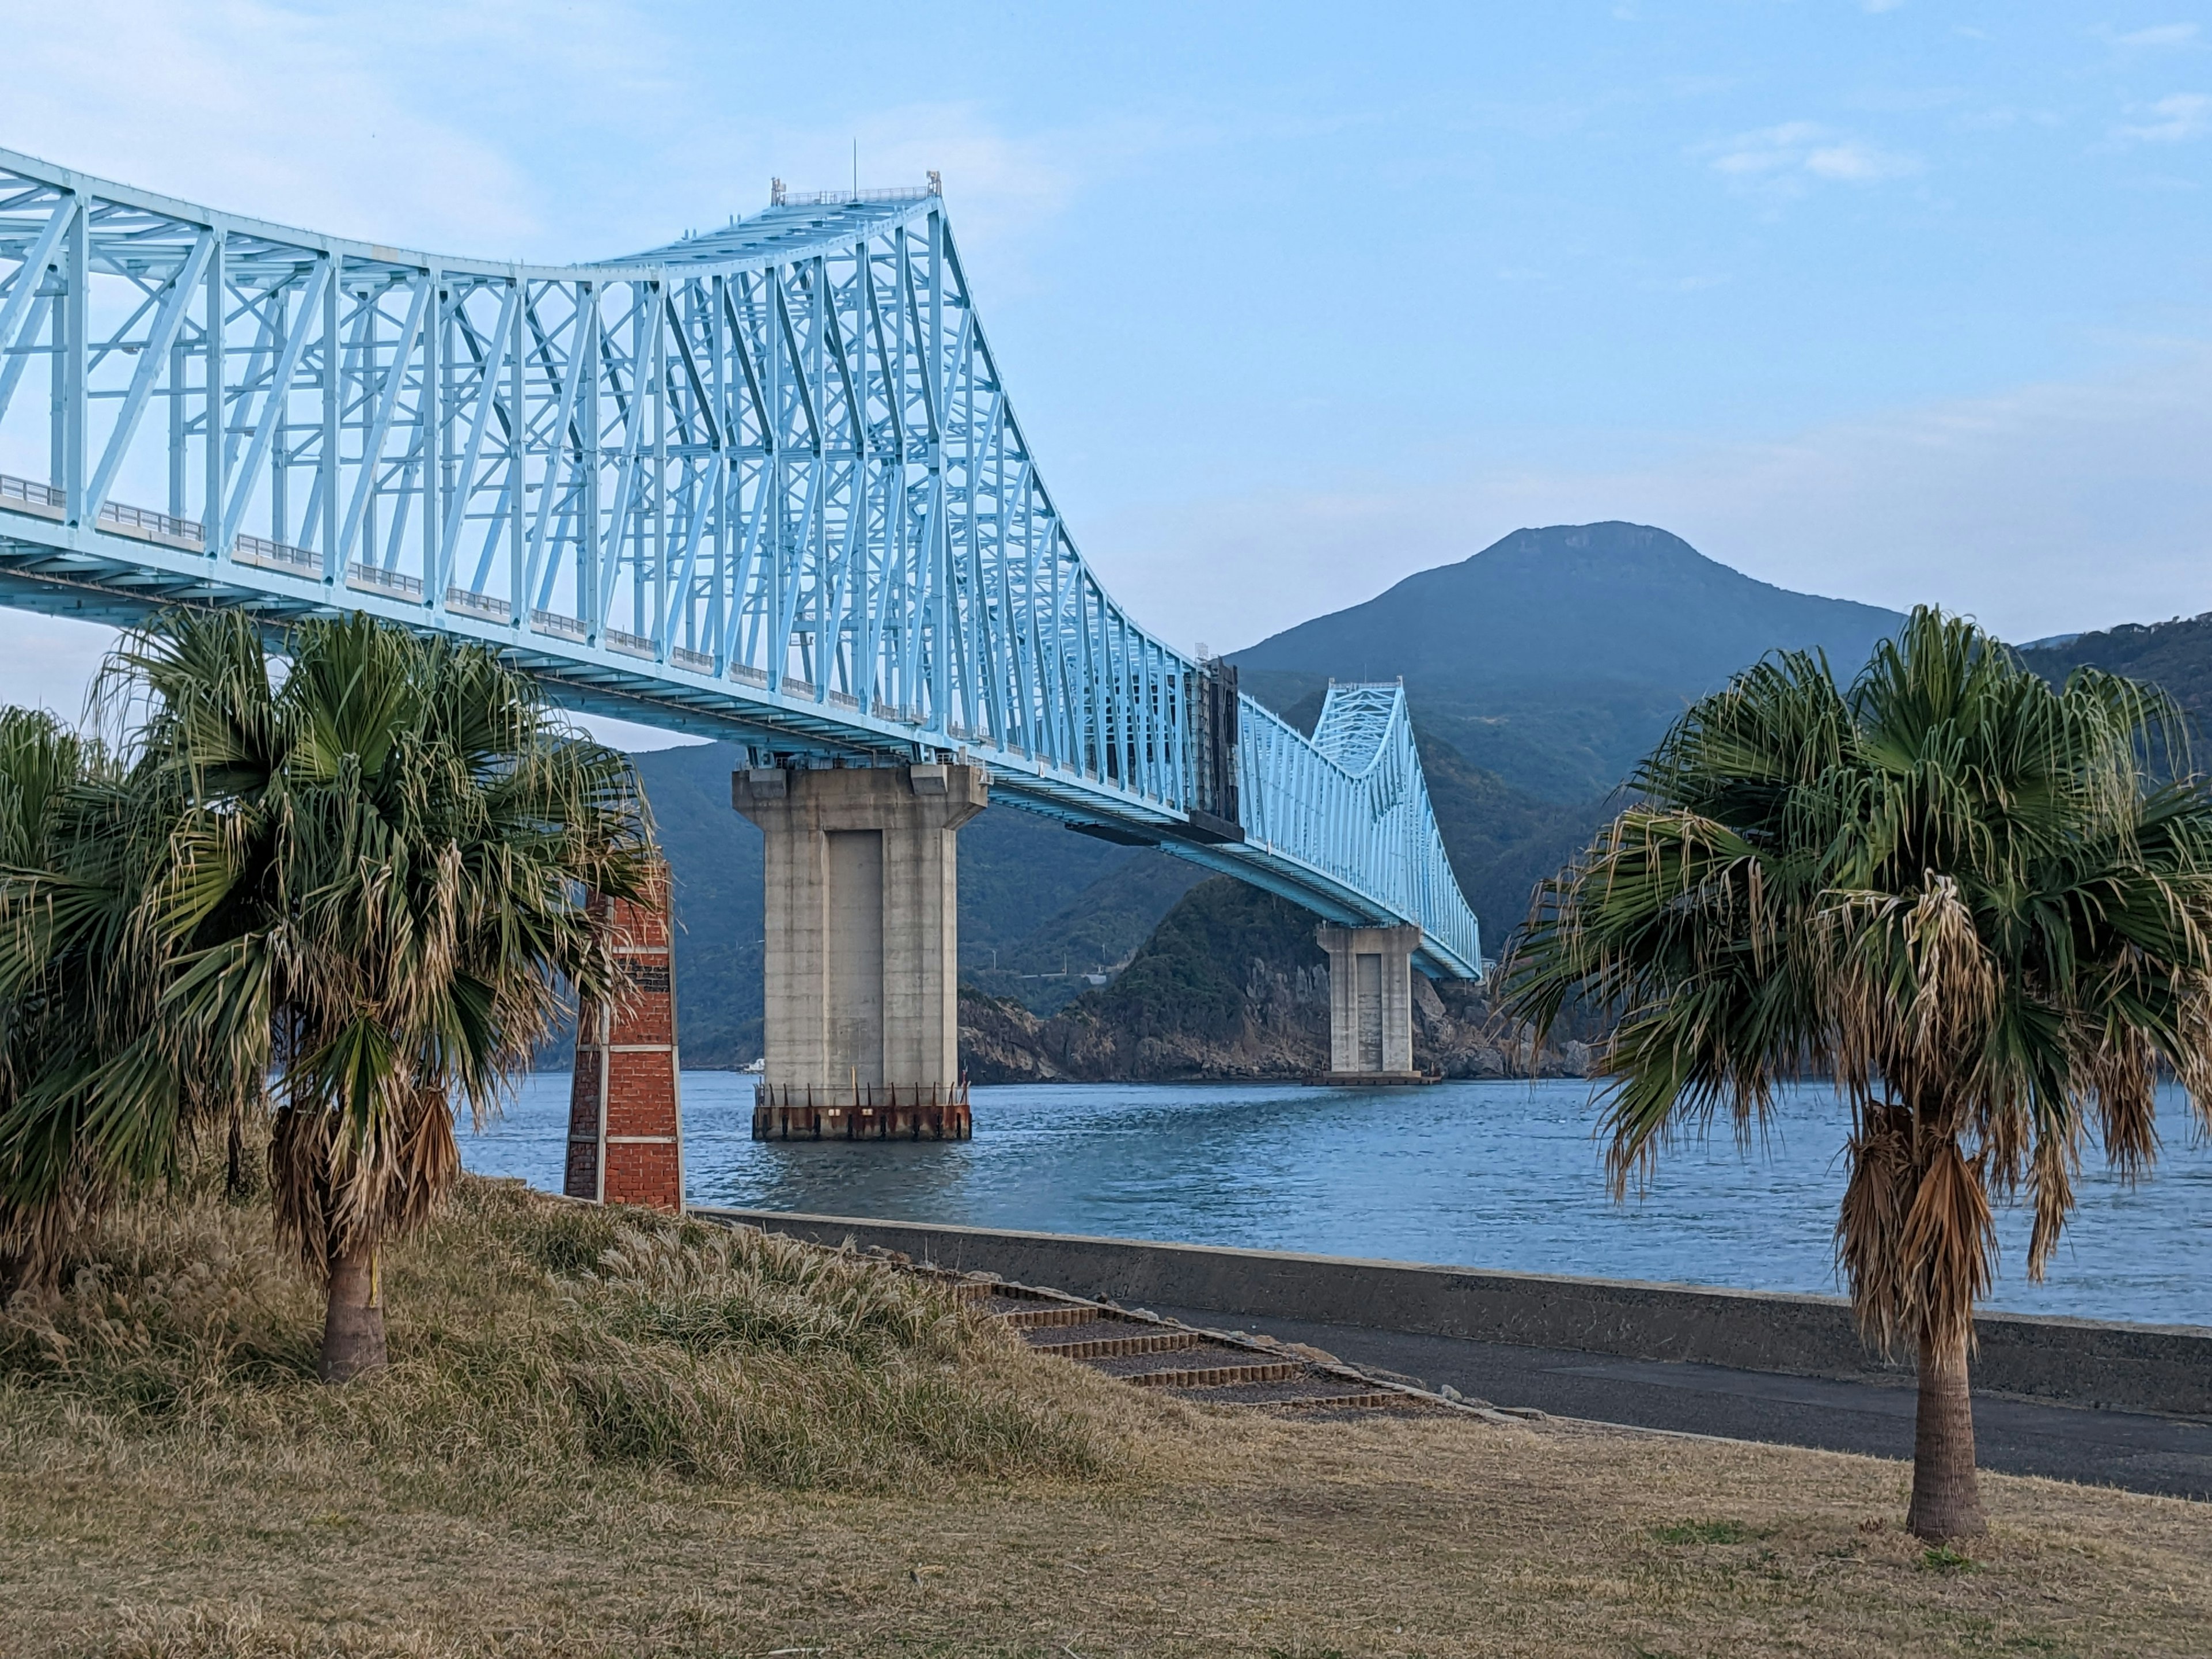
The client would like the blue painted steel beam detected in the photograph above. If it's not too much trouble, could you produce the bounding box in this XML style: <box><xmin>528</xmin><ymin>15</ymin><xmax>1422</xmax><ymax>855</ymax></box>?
<box><xmin>0</xmin><ymin>150</ymin><xmax>1482</xmax><ymax>977</ymax></box>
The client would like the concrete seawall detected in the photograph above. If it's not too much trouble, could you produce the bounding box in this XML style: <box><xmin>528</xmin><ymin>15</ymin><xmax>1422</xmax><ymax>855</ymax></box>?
<box><xmin>695</xmin><ymin>1207</ymin><xmax>2212</xmax><ymax>1418</ymax></box>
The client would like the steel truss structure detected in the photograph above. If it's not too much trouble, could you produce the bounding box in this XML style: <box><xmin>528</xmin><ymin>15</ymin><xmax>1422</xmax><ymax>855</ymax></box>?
<box><xmin>0</xmin><ymin>150</ymin><xmax>1481</xmax><ymax>976</ymax></box>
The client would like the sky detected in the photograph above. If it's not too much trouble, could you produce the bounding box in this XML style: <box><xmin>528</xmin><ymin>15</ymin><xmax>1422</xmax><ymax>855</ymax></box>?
<box><xmin>1</xmin><ymin>0</ymin><xmax>2208</xmax><ymax>743</ymax></box>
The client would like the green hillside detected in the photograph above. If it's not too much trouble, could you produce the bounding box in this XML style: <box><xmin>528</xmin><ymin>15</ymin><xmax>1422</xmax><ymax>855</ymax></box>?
<box><xmin>2017</xmin><ymin>612</ymin><xmax>2212</xmax><ymax>730</ymax></box>
<box><xmin>1257</xmin><ymin>679</ymin><xmax>1611</xmax><ymax>946</ymax></box>
<box><xmin>1074</xmin><ymin>875</ymin><xmax>1325</xmax><ymax>1045</ymax></box>
<box><xmin>625</xmin><ymin>722</ymin><xmax>1570</xmax><ymax>1067</ymax></box>
<box><xmin>1234</xmin><ymin>520</ymin><xmax>1901</xmax><ymax>697</ymax></box>
<box><xmin>959</xmin><ymin>852</ymin><xmax>1206</xmax><ymax>1014</ymax></box>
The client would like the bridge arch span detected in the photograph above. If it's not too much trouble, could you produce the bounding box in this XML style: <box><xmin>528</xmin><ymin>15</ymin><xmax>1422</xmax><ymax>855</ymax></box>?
<box><xmin>0</xmin><ymin>151</ymin><xmax>1480</xmax><ymax>976</ymax></box>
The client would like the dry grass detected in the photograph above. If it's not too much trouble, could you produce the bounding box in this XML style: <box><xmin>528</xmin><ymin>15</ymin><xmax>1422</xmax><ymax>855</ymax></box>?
<box><xmin>0</xmin><ymin>1172</ymin><xmax>1141</xmax><ymax>1497</ymax></box>
<box><xmin>3</xmin><ymin>1175</ymin><xmax>2207</xmax><ymax>1658</ymax></box>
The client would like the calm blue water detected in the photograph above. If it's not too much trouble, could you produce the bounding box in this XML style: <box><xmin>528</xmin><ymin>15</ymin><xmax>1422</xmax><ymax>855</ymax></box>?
<box><xmin>465</xmin><ymin>1075</ymin><xmax>2212</xmax><ymax>1328</ymax></box>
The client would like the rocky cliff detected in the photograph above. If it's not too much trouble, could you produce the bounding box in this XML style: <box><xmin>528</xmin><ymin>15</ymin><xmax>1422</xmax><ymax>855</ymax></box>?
<box><xmin>958</xmin><ymin>877</ymin><xmax>1592</xmax><ymax>1084</ymax></box>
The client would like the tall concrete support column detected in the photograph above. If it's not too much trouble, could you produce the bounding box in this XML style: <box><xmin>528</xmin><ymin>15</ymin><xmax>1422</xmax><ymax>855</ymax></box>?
<box><xmin>733</xmin><ymin>763</ymin><xmax>988</xmax><ymax>1139</ymax></box>
<box><xmin>565</xmin><ymin>862</ymin><xmax>685</xmax><ymax>1210</ymax></box>
<box><xmin>1315</xmin><ymin>923</ymin><xmax>1423</xmax><ymax>1082</ymax></box>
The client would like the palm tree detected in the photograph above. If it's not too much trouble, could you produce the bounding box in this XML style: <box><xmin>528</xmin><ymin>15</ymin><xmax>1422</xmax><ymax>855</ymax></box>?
<box><xmin>0</xmin><ymin>707</ymin><xmax>118</xmax><ymax>1286</ymax></box>
<box><xmin>1502</xmin><ymin>607</ymin><xmax>2212</xmax><ymax>1539</ymax></box>
<box><xmin>0</xmin><ymin>610</ymin><xmax>650</xmax><ymax>1379</ymax></box>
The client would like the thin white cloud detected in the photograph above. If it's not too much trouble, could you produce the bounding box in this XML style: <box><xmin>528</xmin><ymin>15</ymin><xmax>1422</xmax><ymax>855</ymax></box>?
<box><xmin>1804</xmin><ymin>141</ymin><xmax>1920</xmax><ymax>180</ymax></box>
<box><xmin>0</xmin><ymin>0</ymin><xmax>617</xmax><ymax>252</ymax></box>
<box><xmin>2106</xmin><ymin>22</ymin><xmax>2202</xmax><ymax>50</ymax></box>
<box><xmin>0</xmin><ymin>1</ymin><xmax>1124</xmax><ymax>274</ymax></box>
<box><xmin>2113</xmin><ymin>93</ymin><xmax>2212</xmax><ymax>144</ymax></box>
<box><xmin>1699</xmin><ymin>122</ymin><xmax>1921</xmax><ymax>192</ymax></box>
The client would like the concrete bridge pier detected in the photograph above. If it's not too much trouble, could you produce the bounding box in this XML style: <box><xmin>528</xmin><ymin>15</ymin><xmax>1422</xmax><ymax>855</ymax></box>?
<box><xmin>1315</xmin><ymin>923</ymin><xmax>1426</xmax><ymax>1083</ymax></box>
<box><xmin>733</xmin><ymin>763</ymin><xmax>989</xmax><ymax>1140</ymax></box>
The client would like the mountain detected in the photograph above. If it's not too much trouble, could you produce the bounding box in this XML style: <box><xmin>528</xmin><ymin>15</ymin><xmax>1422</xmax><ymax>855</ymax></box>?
<box><xmin>1256</xmin><ymin>680</ymin><xmax>1610</xmax><ymax>942</ymax></box>
<box><xmin>960</xmin><ymin>524</ymin><xmax>1914</xmax><ymax>1080</ymax></box>
<box><xmin>1234</xmin><ymin>522</ymin><xmax>1904</xmax><ymax>801</ymax></box>
<box><xmin>1235</xmin><ymin>520</ymin><xmax>1902</xmax><ymax>696</ymax></box>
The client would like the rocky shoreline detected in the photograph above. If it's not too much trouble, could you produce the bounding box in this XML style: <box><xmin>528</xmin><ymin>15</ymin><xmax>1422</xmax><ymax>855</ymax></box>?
<box><xmin>959</xmin><ymin>969</ymin><xmax>1593</xmax><ymax>1084</ymax></box>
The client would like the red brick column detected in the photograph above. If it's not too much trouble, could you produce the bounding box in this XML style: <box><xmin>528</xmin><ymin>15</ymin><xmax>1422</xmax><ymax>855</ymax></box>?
<box><xmin>565</xmin><ymin>862</ymin><xmax>684</xmax><ymax>1210</ymax></box>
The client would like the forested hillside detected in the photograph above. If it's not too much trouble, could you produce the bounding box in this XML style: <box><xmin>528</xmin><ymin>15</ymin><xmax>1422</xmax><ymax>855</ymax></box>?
<box><xmin>2017</xmin><ymin>612</ymin><xmax>2212</xmax><ymax>732</ymax></box>
<box><xmin>961</xmin><ymin>524</ymin><xmax>1915</xmax><ymax>1080</ymax></box>
<box><xmin>959</xmin><ymin>877</ymin><xmax>1594</xmax><ymax>1083</ymax></box>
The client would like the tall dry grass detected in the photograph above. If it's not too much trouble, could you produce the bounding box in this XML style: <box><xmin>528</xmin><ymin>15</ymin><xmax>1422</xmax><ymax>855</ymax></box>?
<box><xmin>0</xmin><ymin>1165</ymin><xmax>1150</xmax><ymax>1495</ymax></box>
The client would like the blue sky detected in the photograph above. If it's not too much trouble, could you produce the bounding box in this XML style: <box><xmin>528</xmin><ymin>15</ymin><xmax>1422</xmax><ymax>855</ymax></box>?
<box><xmin>2</xmin><ymin>1</ymin><xmax>2209</xmax><ymax>736</ymax></box>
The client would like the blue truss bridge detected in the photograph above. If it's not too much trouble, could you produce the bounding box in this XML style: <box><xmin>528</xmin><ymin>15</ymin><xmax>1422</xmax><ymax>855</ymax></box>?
<box><xmin>0</xmin><ymin>150</ymin><xmax>1481</xmax><ymax>978</ymax></box>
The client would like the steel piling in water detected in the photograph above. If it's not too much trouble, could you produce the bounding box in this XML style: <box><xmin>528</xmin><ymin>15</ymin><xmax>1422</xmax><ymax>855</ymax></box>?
<box><xmin>751</xmin><ymin>1080</ymin><xmax>972</xmax><ymax>1141</ymax></box>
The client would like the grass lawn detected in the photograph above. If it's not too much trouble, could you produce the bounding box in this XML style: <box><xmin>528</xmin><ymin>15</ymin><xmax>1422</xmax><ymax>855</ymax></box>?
<box><xmin>3</xmin><ymin>1176</ymin><xmax>2205</xmax><ymax>1658</ymax></box>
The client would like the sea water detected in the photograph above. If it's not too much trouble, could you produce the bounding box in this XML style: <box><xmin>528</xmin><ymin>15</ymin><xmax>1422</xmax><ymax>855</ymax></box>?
<box><xmin>464</xmin><ymin>1074</ymin><xmax>2212</xmax><ymax>1327</ymax></box>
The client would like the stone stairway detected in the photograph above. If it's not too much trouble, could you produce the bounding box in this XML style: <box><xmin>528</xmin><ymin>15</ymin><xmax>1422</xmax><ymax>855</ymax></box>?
<box><xmin>946</xmin><ymin>1277</ymin><xmax>1510</xmax><ymax>1419</ymax></box>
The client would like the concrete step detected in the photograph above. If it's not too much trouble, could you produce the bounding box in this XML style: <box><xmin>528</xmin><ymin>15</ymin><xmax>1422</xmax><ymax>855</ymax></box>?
<box><xmin>992</xmin><ymin>1302</ymin><xmax>1120</xmax><ymax>1329</ymax></box>
<box><xmin>931</xmin><ymin>1267</ymin><xmax>1460</xmax><ymax>1420</ymax></box>
<box><xmin>1029</xmin><ymin>1327</ymin><xmax>1205</xmax><ymax>1360</ymax></box>
<box><xmin>1179</xmin><ymin>1384</ymin><xmax>1410</xmax><ymax>1411</ymax></box>
<box><xmin>1126</xmin><ymin>1359</ymin><xmax>1305</xmax><ymax>1389</ymax></box>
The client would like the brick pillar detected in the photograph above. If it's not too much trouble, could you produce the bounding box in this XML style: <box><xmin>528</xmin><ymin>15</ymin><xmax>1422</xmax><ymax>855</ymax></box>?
<box><xmin>565</xmin><ymin>862</ymin><xmax>684</xmax><ymax>1210</ymax></box>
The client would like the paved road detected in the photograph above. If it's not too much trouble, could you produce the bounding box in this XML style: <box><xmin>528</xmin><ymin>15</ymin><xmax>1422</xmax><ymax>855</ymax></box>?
<box><xmin>1143</xmin><ymin>1300</ymin><xmax>2212</xmax><ymax>1501</ymax></box>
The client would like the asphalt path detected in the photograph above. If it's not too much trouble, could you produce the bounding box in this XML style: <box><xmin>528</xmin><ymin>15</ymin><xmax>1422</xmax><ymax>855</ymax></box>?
<box><xmin>1142</xmin><ymin>1300</ymin><xmax>2212</xmax><ymax>1501</ymax></box>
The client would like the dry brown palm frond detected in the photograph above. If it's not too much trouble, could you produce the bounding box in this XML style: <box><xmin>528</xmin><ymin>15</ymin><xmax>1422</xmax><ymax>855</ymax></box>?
<box><xmin>1836</xmin><ymin>1101</ymin><xmax>1917</xmax><ymax>1357</ymax></box>
<box><xmin>1816</xmin><ymin>874</ymin><xmax>2000</xmax><ymax>1134</ymax></box>
<box><xmin>1898</xmin><ymin>1136</ymin><xmax>1997</xmax><ymax>1358</ymax></box>
<box><xmin>2025</xmin><ymin>1128</ymin><xmax>2080</xmax><ymax>1284</ymax></box>
<box><xmin>2080</xmin><ymin>1028</ymin><xmax>2159</xmax><ymax>1186</ymax></box>
<box><xmin>2172</xmin><ymin>979</ymin><xmax>2212</xmax><ymax>1129</ymax></box>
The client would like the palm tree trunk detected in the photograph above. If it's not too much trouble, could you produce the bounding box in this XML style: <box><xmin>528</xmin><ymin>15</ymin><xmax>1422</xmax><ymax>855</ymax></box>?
<box><xmin>317</xmin><ymin>1243</ymin><xmax>388</xmax><ymax>1382</ymax></box>
<box><xmin>1906</xmin><ymin>1320</ymin><xmax>1986</xmax><ymax>1539</ymax></box>
<box><xmin>226</xmin><ymin>1110</ymin><xmax>247</xmax><ymax>1200</ymax></box>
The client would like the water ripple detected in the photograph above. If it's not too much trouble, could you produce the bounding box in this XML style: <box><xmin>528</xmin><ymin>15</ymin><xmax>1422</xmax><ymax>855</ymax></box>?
<box><xmin>465</xmin><ymin>1075</ymin><xmax>2212</xmax><ymax>1327</ymax></box>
